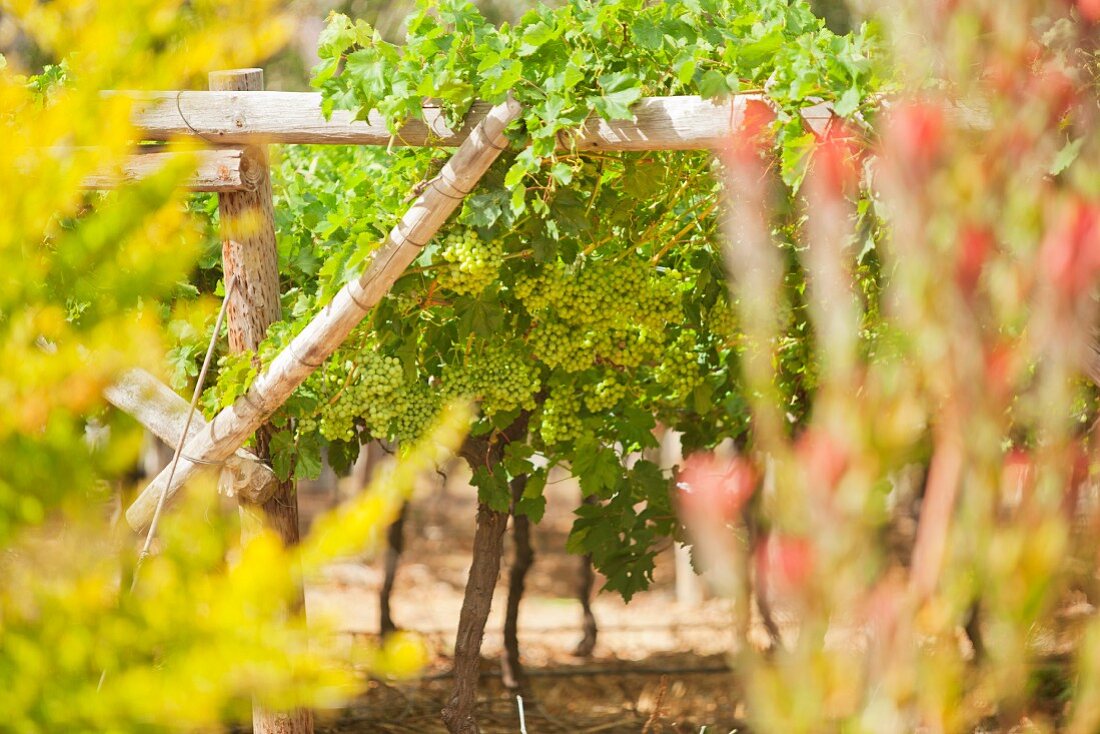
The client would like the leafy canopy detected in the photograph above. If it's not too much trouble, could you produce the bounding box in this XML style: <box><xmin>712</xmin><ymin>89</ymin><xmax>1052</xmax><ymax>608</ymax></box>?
<box><xmin>196</xmin><ymin>0</ymin><xmax>883</xmax><ymax>600</ymax></box>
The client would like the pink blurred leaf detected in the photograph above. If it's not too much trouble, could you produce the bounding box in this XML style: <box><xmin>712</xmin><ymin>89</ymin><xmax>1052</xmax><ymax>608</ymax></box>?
<box><xmin>677</xmin><ymin>453</ymin><xmax>758</xmax><ymax>523</ymax></box>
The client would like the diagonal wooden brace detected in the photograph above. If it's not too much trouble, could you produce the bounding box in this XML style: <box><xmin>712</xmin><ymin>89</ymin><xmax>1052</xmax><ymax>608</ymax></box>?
<box><xmin>105</xmin><ymin>368</ymin><xmax>278</xmax><ymax>504</ymax></box>
<box><xmin>125</xmin><ymin>96</ymin><xmax>523</xmax><ymax>532</ymax></box>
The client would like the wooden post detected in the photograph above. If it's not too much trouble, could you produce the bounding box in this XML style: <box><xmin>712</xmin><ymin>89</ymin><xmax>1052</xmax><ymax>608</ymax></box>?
<box><xmin>209</xmin><ymin>68</ymin><xmax>313</xmax><ymax>734</ymax></box>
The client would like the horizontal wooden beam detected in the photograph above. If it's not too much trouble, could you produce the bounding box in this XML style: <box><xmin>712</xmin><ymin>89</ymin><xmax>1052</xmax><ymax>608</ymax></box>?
<box><xmin>104</xmin><ymin>368</ymin><xmax>278</xmax><ymax>504</ymax></box>
<box><xmin>82</xmin><ymin>146</ymin><xmax>263</xmax><ymax>192</ymax></box>
<box><xmin>126</xmin><ymin>91</ymin><xmax>776</xmax><ymax>150</ymax></box>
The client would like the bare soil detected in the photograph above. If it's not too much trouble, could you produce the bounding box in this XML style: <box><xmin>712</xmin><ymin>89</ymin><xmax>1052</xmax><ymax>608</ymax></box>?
<box><xmin>297</xmin><ymin>462</ymin><xmax>745</xmax><ymax>733</ymax></box>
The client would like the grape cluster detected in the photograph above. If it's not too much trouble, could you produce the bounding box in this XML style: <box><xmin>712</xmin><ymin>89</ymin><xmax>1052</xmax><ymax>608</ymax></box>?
<box><xmin>515</xmin><ymin>254</ymin><xmax>683</xmax><ymax>372</ymax></box>
<box><xmin>299</xmin><ymin>349</ymin><xmax>441</xmax><ymax>444</ymax></box>
<box><xmin>654</xmin><ymin>331</ymin><xmax>705</xmax><ymax>399</ymax></box>
<box><xmin>589</xmin><ymin>328</ymin><xmax>659</xmax><ymax>370</ymax></box>
<box><xmin>583</xmin><ymin>375</ymin><xmax>628</xmax><ymax>413</ymax></box>
<box><xmin>515</xmin><ymin>252</ymin><xmax>703</xmax><ymax>445</ymax></box>
<box><xmin>387</xmin><ymin>382</ymin><xmax>441</xmax><ymax>442</ymax></box>
<box><xmin>442</xmin><ymin>341</ymin><xmax>540</xmax><ymax>416</ymax></box>
<box><xmin>706</xmin><ymin>298</ymin><xmax>738</xmax><ymax>340</ymax></box>
<box><xmin>436</xmin><ymin>229</ymin><xmax>503</xmax><ymax>296</ymax></box>
<box><xmin>304</xmin><ymin>352</ymin><xmax>403</xmax><ymax>442</ymax></box>
<box><xmin>528</xmin><ymin>321</ymin><xmax>596</xmax><ymax>372</ymax></box>
<box><xmin>537</xmin><ymin>385</ymin><xmax>585</xmax><ymax>446</ymax></box>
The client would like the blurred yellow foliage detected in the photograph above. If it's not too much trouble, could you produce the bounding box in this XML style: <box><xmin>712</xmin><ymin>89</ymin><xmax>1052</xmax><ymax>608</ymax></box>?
<box><xmin>0</xmin><ymin>2</ymin><xmax>468</xmax><ymax>730</ymax></box>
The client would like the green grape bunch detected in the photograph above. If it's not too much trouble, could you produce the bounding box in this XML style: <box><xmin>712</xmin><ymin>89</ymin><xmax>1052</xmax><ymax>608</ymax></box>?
<box><xmin>517</xmin><ymin>254</ymin><xmax>683</xmax><ymax>375</ymax></box>
<box><xmin>436</xmin><ymin>229</ymin><xmax>503</xmax><ymax>296</ymax></box>
<box><xmin>301</xmin><ymin>348</ymin><xmax>440</xmax><ymax>444</ymax></box>
<box><xmin>442</xmin><ymin>340</ymin><xmax>540</xmax><ymax>417</ymax></box>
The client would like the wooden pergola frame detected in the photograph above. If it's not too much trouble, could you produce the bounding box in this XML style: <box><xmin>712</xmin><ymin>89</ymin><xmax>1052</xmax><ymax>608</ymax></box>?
<box><xmin>94</xmin><ymin>69</ymin><xmax>834</xmax><ymax>734</ymax></box>
<box><xmin>122</xmin><ymin>90</ymin><xmax>827</xmax><ymax>149</ymax></box>
<box><xmin>108</xmin><ymin>84</ymin><xmax>826</xmax><ymax>532</ymax></box>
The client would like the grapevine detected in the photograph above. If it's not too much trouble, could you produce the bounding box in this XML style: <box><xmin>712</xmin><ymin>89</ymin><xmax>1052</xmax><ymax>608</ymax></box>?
<box><xmin>198</xmin><ymin>0</ymin><xmax>884</xmax><ymax>601</ymax></box>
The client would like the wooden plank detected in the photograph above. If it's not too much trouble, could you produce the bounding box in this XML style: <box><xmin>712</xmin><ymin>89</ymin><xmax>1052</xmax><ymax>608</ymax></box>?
<box><xmin>125</xmin><ymin>95</ymin><xmax>525</xmax><ymax>533</ymax></box>
<box><xmin>103</xmin><ymin>368</ymin><xmax>278</xmax><ymax>503</ymax></box>
<box><xmin>127</xmin><ymin>91</ymin><xmax>763</xmax><ymax>150</ymax></box>
<box><xmin>82</xmin><ymin>146</ymin><xmax>262</xmax><ymax>192</ymax></box>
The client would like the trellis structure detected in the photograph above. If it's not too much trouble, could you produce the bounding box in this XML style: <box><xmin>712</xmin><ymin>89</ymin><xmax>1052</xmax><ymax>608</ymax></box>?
<box><xmin>96</xmin><ymin>68</ymin><xmax>837</xmax><ymax>734</ymax></box>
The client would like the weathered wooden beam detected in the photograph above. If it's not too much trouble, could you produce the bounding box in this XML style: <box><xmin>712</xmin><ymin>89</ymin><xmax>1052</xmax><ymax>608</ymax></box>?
<box><xmin>127</xmin><ymin>91</ymin><xmax>763</xmax><ymax>150</ymax></box>
<box><xmin>103</xmin><ymin>368</ymin><xmax>278</xmax><ymax>503</ymax></box>
<box><xmin>82</xmin><ymin>146</ymin><xmax>263</xmax><ymax>192</ymax></box>
<box><xmin>125</xmin><ymin>95</ymin><xmax>524</xmax><ymax>533</ymax></box>
<box><xmin>121</xmin><ymin>90</ymin><xmax>992</xmax><ymax>153</ymax></box>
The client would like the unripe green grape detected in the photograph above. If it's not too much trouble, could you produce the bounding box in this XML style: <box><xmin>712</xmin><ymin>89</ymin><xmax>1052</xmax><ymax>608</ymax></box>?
<box><xmin>437</xmin><ymin>229</ymin><xmax>503</xmax><ymax>296</ymax></box>
<box><xmin>537</xmin><ymin>385</ymin><xmax>585</xmax><ymax>446</ymax></box>
<box><xmin>443</xmin><ymin>341</ymin><xmax>540</xmax><ymax>416</ymax></box>
<box><xmin>584</xmin><ymin>375</ymin><xmax>628</xmax><ymax>413</ymax></box>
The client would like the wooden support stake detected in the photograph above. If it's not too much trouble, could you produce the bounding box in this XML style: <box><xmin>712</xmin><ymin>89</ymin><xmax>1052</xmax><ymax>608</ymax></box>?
<box><xmin>209</xmin><ymin>68</ymin><xmax>312</xmax><ymax>734</ymax></box>
<box><xmin>103</xmin><ymin>368</ymin><xmax>277</xmax><ymax>503</ymax></box>
<box><xmin>82</xmin><ymin>146</ymin><xmax>263</xmax><ymax>192</ymax></box>
<box><xmin>126</xmin><ymin>90</ymin><xmax>521</xmax><ymax>524</ymax></box>
<box><xmin>502</xmin><ymin>475</ymin><xmax>533</xmax><ymax>692</ymax></box>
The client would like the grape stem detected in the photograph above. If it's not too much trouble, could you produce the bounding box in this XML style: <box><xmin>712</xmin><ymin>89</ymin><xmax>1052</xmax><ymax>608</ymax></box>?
<box><xmin>650</xmin><ymin>199</ymin><xmax>720</xmax><ymax>265</ymax></box>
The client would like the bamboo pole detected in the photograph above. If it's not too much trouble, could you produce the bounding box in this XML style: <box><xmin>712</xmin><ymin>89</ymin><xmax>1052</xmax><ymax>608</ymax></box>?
<box><xmin>126</xmin><ymin>94</ymin><xmax>523</xmax><ymax>533</ymax></box>
<box><xmin>126</xmin><ymin>92</ymin><xmax>758</xmax><ymax>150</ymax></box>
<box><xmin>82</xmin><ymin>146</ymin><xmax>263</xmax><ymax>192</ymax></box>
<box><xmin>103</xmin><ymin>368</ymin><xmax>277</xmax><ymax>503</ymax></box>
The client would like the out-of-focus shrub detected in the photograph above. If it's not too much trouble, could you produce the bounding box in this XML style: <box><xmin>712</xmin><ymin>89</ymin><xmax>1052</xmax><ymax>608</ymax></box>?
<box><xmin>0</xmin><ymin>2</ymin><xmax>462</xmax><ymax>730</ymax></box>
<box><xmin>681</xmin><ymin>1</ymin><xmax>1100</xmax><ymax>731</ymax></box>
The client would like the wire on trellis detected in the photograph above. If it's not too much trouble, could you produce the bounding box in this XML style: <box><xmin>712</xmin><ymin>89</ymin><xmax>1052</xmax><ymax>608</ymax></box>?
<box><xmin>134</xmin><ymin>274</ymin><xmax>238</xmax><ymax>577</ymax></box>
<box><xmin>175</xmin><ymin>90</ymin><xmax>225</xmax><ymax>148</ymax></box>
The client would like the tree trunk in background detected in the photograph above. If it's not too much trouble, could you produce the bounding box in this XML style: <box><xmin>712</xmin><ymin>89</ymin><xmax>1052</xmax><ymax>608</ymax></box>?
<box><xmin>811</xmin><ymin>0</ymin><xmax>852</xmax><ymax>33</ymax></box>
<box><xmin>211</xmin><ymin>67</ymin><xmax>313</xmax><ymax>734</ymax></box>
<box><xmin>501</xmin><ymin>475</ymin><xmax>532</xmax><ymax>690</ymax></box>
<box><xmin>573</xmin><ymin>493</ymin><xmax>599</xmax><ymax>658</ymax></box>
<box><xmin>380</xmin><ymin>503</ymin><xmax>408</xmax><ymax>637</ymax></box>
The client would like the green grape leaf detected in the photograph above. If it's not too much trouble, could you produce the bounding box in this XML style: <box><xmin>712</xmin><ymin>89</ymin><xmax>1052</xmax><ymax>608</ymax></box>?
<box><xmin>572</xmin><ymin>436</ymin><xmax>622</xmax><ymax>498</ymax></box>
<box><xmin>269</xmin><ymin>430</ymin><xmax>295</xmax><ymax>481</ymax></box>
<box><xmin>1051</xmin><ymin>137</ymin><xmax>1084</xmax><ymax>176</ymax></box>
<box><xmin>472</xmin><ymin>464</ymin><xmax>512</xmax><ymax>512</ymax></box>
<box><xmin>631</xmin><ymin>17</ymin><xmax>663</xmax><ymax>50</ymax></box>
<box><xmin>294</xmin><ymin>432</ymin><xmax>324</xmax><ymax>481</ymax></box>
<box><xmin>589</xmin><ymin>72</ymin><xmax>644</xmax><ymax>121</ymax></box>
<box><xmin>834</xmin><ymin>85</ymin><xmax>862</xmax><ymax>117</ymax></box>
<box><xmin>516</xmin><ymin>469</ymin><xmax>548</xmax><ymax>522</ymax></box>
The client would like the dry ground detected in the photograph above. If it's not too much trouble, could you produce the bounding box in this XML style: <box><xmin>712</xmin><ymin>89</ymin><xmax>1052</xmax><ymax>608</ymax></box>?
<box><xmin>298</xmin><ymin>461</ymin><xmax>746</xmax><ymax>733</ymax></box>
<box><xmin>294</xmin><ymin>461</ymin><xmax>1089</xmax><ymax>732</ymax></box>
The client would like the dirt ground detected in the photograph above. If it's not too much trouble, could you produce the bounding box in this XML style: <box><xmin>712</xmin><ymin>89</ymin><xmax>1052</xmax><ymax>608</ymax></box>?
<box><xmin>297</xmin><ymin>461</ymin><xmax>747</xmax><ymax>733</ymax></box>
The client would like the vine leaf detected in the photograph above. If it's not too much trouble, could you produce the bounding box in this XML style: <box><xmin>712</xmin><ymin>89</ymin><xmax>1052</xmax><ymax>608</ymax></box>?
<box><xmin>590</xmin><ymin>72</ymin><xmax>644</xmax><ymax>121</ymax></box>
<box><xmin>573</xmin><ymin>436</ymin><xmax>621</xmax><ymax>498</ymax></box>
